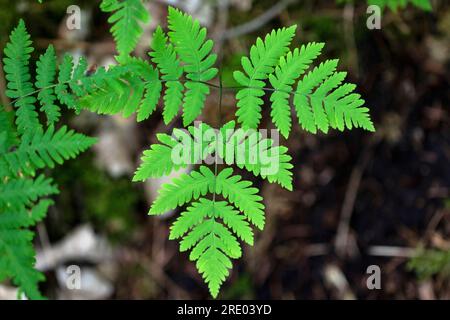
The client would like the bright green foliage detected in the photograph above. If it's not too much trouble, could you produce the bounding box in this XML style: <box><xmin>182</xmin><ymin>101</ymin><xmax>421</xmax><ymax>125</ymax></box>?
<box><xmin>0</xmin><ymin>107</ymin><xmax>17</xmax><ymax>155</ymax></box>
<box><xmin>134</xmin><ymin>121</ymin><xmax>293</xmax><ymax>190</ymax></box>
<box><xmin>80</xmin><ymin>58</ymin><xmax>162</xmax><ymax>121</ymax></box>
<box><xmin>368</xmin><ymin>0</ymin><xmax>432</xmax><ymax>11</ymax></box>
<box><xmin>133</xmin><ymin>123</ymin><xmax>213</xmax><ymax>180</ymax></box>
<box><xmin>234</xmin><ymin>26</ymin><xmax>296</xmax><ymax>130</ymax></box>
<box><xmin>100</xmin><ymin>0</ymin><xmax>151</xmax><ymax>60</ymax></box>
<box><xmin>221</xmin><ymin>125</ymin><xmax>293</xmax><ymax>190</ymax></box>
<box><xmin>3</xmin><ymin>20</ymin><xmax>40</xmax><ymax>134</ymax></box>
<box><xmin>134</xmin><ymin>120</ymin><xmax>295</xmax><ymax>296</ymax></box>
<box><xmin>35</xmin><ymin>45</ymin><xmax>59</xmax><ymax>124</ymax></box>
<box><xmin>168</xmin><ymin>7</ymin><xmax>218</xmax><ymax>126</ymax></box>
<box><xmin>235</xmin><ymin>35</ymin><xmax>374</xmax><ymax>137</ymax></box>
<box><xmin>0</xmin><ymin>201</ymin><xmax>52</xmax><ymax>300</ymax></box>
<box><xmin>0</xmin><ymin>19</ymin><xmax>96</xmax><ymax>299</ymax></box>
<box><xmin>150</xmin><ymin>26</ymin><xmax>184</xmax><ymax>124</ymax></box>
<box><xmin>139</xmin><ymin>164</ymin><xmax>264</xmax><ymax>297</ymax></box>
<box><xmin>408</xmin><ymin>249</ymin><xmax>450</xmax><ymax>280</ymax></box>
<box><xmin>1</xmin><ymin>125</ymin><xmax>96</xmax><ymax>177</ymax></box>
<box><xmin>170</xmin><ymin>198</ymin><xmax>253</xmax><ymax>298</ymax></box>
<box><xmin>89</xmin><ymin>5</ymin><xmax>219</xmax><ymax>126</ymax></box>
<box><xmin>2</xmin><ymin>4</ymin><xmax>376</xmax><ymax>299</ymax></box>
<box><xmin>0</xmin><ymin>113</ymin><xmax>94</xmax><ymax>301</ymax></box>
<box><xmin>269</xmin><ymin>43</ymin><xmax>323</xmax><ymax>137</ymax></box>
<box><xmin>0</xmin><ymin>175</ymin><xmax>57</xmax><ymax>210</ymax></box>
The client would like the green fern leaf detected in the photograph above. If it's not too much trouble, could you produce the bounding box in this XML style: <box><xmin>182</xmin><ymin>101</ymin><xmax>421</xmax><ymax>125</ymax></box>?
<box><xmin>214</xmin><ymin>168</ymin><xmax>265</xmax><ymax>230</ymax></box>
<box><xmin>0</xmin><ymin>108</ymin><xmax>17</xmax><ymax>154</ymax></box>
<box><xmin>234</xmin><ymin>25</ymin><xmax>297</xmax><ymax>129</ymax></box>
<box><xmin>133</xmin><ymin>124</ymin><xmax>212</xmax><ymax>181</ymax></box>
<box><xmin>168</xmin><ymin>7</ymin><xmax>218</xmax><ymax>126</ymax></box>
<box><xmin>100</xmin><ymin>0</ymin><xmax>150</xmax><ymax>59</ymax></box>
<box><xmin>294</xmin><ymin>59</ymin><xmax>338</xmax><ymax>133</ymax></box>
<box><xmin>168</xmin><ymin>198</ymin><xmax>254</xmax><ymax>297</ymax></box>
<box><xmin>1</xmin><ymin>125</ymin><xmax>97</xmax><ymax>177</ymax></box>
<box><xmin>54</xmin><ymin>54</ymin><xmax>78</xmax><ymax>110</ymax></box>
<box><xmin>134</xmin><ymin>121</ymin><xmax>293</xmax><ymax>190</ymax></box>
<box><xmin>149</xmin><ymin>166</ymin><xmax>215</xmax><ymax>215</ymax></box>
<box><xmin>150</xmin><ymin>26</ymin><xmax>184</xmax><ymax>124</ymax></box>
<box><xmin>35</xmin><ymin>45</ymin><xmax>60</xmax><ymax>125</ymax></box>
<box><xmin>269</xmin><ymin>43</ymin><xmax>324</xmax><ymax>137</ymax></box>
<box><xmin>0</xmin><ymin>175</ymin><xmax>57</xmax><ymax>210</ymax></box>
<box><xmin>68</xmin><ymin>56</ymin><xmax>88</xmax><ymax>100</ymax></box>
<box><xmin>0</xmin><ymin>228</ymin><xmax>45</xmax><ymax>300</ymax></box>
<box><xmin>3</xmin><ymin>20</ymin><xmax>40</xmax><ymax>134</ymax></box>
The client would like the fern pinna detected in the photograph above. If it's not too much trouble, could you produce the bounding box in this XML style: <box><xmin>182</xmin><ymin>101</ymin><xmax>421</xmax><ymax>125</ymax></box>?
<box><xmin>1</xmin><ymin>21</ymin><xmax>96</xmax><ymax>299</ymax></box>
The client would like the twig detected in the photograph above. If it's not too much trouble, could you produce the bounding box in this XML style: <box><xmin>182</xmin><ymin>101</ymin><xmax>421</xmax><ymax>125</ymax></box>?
<box><xmin>367</xmin><ymin>246</ymin><xmax>416</xmax><ymax>258</ymax></box>
<box><xmin>221</xmin><ymin>0</ymin><xmax>298</xmax><ymax>40</ymax></box>
<box><xmin>335</xmin><ymin>143</ymin><xmax>374</xmax><ymax>258</ymax></box>
<box><xmin>343</xmin><ymin>3</ymin><xmax>360</xmax><ymax>78</ymax></box>
<box><xmin>212</xmin><ymin>0</ymin><xmax>230</xmax><ymax>55</ymax></box>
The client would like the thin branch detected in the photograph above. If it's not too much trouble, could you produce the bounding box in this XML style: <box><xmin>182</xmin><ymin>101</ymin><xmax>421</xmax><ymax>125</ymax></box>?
<box><xmin>367</xmin><ymin>246</ymin><xmax>417</xmax><ymax>258</ymax></box>
<box><xmin>221</xmin><ymin>0</ymin><xmax>298</xmax><ymax>40</ymax></box>
<box><xmin>334</xmin><ymin>142</ymin><xmax>374</xmax><ymax>258</ymax></box>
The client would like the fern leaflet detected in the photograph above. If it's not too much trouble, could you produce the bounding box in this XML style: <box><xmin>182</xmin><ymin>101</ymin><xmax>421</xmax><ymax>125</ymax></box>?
<box><xmin>100</xmin><ymin>0</ymin><xmax>151</xmax><ymax>59</ymax></box>
<box><xmin>3</xmin><ymin>20</ymin><xmax>40</xmax><ymax>134</ymax></box>
<box><xmin>168</xmin><ymin>7</ymin><xmax>218</xmax><ymax>126</ymax></box>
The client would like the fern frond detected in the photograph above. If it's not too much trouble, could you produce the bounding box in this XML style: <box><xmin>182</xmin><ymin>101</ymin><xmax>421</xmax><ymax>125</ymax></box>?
<box><xmin>0</xmin><ymin>175</ymin><xmax>58</xmax><ymax>210</ymax></box>
<box><xmin>133</xmin><ymin>123</ymin><xmax>212</xmax><ymax>181</ymax></box>
<box><xmin>138</xmin><ymin>62</ymin><xmax>162</xmax><ymax>121</ymax></box>
<box><xmin>0</xmin><ymin>198</ymin><xmax>53</xmax><ymax>300</ymax></box>
<box><xmin>80</xmin><ymin>59</ymin><xmax>162</xmax><ymax>121</ymax></box>
<box><xmin>133</xmin><ymin>121</ymin><xmax>293</xmax><ymax>190</ymax></box>
<box><xmin>54</xmin><ymin>54</ymin><xmax>78</xmax><ymax>110</ymax></box>
<box><xmin>68</xmin><ymin>57</ymin><xmax>88</xmax><ymax>95</ymax></box>
<box><xmin>0</xmin><ymin>108</ymin><xmax>17</xmax><ymax>154</ymax></box>
<box><xmin>269</xmin><ymin>43</ymin><xmax>324</xmax><ymax>137</ymax></box>
<box><xmin>214</xmin><ymin>168</ymin><xmax>265</xmax><ymax>229</ymax></box>
<box><xmin>234</xmin><ymin>137</ymin><xmax>293</xmax><ymax>190</ymax></box>
<box><xmin>220</xmin><ymin>123</ymin><xmax>293</xmax><ymax>190</ymax></box>
<box><xmin>0</xmin><ymin>228</ymin><xmax>45</xmax><ymax>300</ymax></box>
<box><xmin>1</xmin><ymin>125</ymin><xmax>97</xmax><ymax>177</ymax></box>
<box><xmin>141</xmin><ymin>158</ymin><xmax>265</xmax><ymax>297</ymax></box>
<box><xmin>233</xmin><ymin>30</ymin><xmax>375</xmax><ymax>135</ymax></box>
<box><xmin>294</xmin><ymin>59</ymin><xmax>339</xmax><ymax>133</ymax></box>
<box><xmin>149</xmin><ymin>166</ymin><xmax>215</xmax><ymax>215</ymax></box>
<box><xmin>234</xmin><ymin>25</ymin><xmax>297</xmax><ymax>129</ymax></box>
<box><xmin>35</xmin><ymin>45</ymin><xmax>60</xmax><ymax>125</ymax></box>
<box><xmin>169</xmin><ymin>198</ymin><xmax>254</xmax><ymax>297</ymax></box>
<box><xmin>100</xmin><ymin>0</ymin><xmax>151</xmax><ymax>59</ymax></box>
<box><xmin>168</xmin><ymin>7</ymin><xmax>218</xmax><ymax>126</ymax></box>
<box><xmin>3</xmin><ymin>19</ymin><xmax>40</xmax><ymax>134</ymax></box>
<box><xmin>150</xmin><ymin>26</ymin><xmax>184</xmax><ymax>124</ymax></box>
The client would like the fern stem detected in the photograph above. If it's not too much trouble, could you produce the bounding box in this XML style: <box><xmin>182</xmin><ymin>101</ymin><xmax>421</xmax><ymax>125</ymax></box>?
<box><xmin>212</xmin><ymin>73</ymin><xmax>224</xmax><ymax>203</ymax></box>
<box><xmin>8</xmin><ymin>77</ymin><xmax>301</xmax><ymax>108</ymax></box>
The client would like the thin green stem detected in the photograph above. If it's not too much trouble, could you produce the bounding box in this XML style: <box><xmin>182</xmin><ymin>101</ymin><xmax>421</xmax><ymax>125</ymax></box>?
<box><xmin>8</xmin><ymin>76</ymin><xmax>298</xmax><ymax>107</ymax></box>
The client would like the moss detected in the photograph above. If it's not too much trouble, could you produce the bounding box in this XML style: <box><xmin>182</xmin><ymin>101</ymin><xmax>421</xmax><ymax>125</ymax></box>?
<box><xmin>52</xmin><ymin>151</ymin><xmax>140</xmax><ymax>242</ymax></box>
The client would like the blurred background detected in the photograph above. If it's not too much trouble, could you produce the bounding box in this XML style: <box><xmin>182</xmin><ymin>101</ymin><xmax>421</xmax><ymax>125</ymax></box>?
<box><xmin>0</xmin><ymin>0</ymin><xmax>448</xmax><ymax>299</ymax></box>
